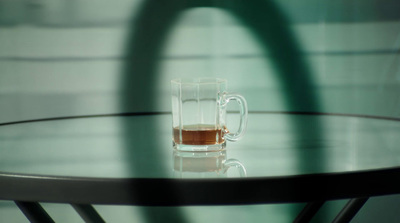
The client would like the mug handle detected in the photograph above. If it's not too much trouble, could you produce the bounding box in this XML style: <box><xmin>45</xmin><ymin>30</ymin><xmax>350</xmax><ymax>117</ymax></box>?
<box><xmin>222</xmin><ymin>159</ymin><xmax>247</xmax><ymax>177</ymax></box>
<box><xmin>221</xmin><ymin>93</ymin><xmax>248</xmax><ymax>142</ymax></box>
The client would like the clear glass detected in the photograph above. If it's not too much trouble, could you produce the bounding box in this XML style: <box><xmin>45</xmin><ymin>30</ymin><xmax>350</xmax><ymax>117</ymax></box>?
<box><xmin>171</xmin><ymin>78</ymin><xmax>248</xmax><ymax>151</ymax></box>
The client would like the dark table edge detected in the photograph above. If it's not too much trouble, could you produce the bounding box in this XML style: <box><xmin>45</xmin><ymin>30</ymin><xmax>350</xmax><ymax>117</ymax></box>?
<box><xmin>1</xmin><ymin>167</ymin><xmax>400</xmax><ymax>206</ymax></box>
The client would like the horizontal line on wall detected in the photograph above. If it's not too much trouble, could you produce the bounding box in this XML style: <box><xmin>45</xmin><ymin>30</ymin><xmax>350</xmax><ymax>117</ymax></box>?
<box><xmin>0</xmin><ymin>49</ymin><xmax>398</xmax><ymax>62</ymax></box>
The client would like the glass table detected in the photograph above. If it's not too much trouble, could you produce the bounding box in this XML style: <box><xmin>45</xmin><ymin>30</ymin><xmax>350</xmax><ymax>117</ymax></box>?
<box><xmin>1</xmin><ymin>112</ymin><xmax>400</xmax><ymax>222</ymax></box>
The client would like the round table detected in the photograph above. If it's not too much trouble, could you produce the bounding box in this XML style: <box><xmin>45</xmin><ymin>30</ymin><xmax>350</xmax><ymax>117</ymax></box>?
<box><xmin>1</xmin><ymin>112</ymin><xmax>400</xmax><ymax>222</ymax></box>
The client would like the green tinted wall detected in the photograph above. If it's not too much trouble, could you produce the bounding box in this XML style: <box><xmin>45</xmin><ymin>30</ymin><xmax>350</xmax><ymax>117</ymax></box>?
<box><xmin>1</xmin><ymin>0</ymin><xmax>399</xmax><ymax>122</ymax></box>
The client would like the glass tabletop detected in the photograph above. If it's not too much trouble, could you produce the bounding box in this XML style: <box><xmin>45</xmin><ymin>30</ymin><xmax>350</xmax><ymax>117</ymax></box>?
<box><xmin>1</xmin><ymin>112</ymin><xmax>399</xmax><ymax>180</ymax></box>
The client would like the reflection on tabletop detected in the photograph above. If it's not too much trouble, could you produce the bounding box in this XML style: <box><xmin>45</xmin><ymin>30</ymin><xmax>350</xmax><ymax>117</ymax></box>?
<box><xmin>172</xmin><ymin>149</ymin><xmax>247</xmax><ymax>178</ymax></box>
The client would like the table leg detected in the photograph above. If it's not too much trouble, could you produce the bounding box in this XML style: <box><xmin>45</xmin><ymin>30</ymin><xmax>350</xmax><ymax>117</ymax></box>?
<box><xmin>71</xmin><ymin>204</ymin><xmax>106</xmax><ymax>223</ymax></box>
<box><xmin>293</xmin><ymin>201</ymin><xmax>325</xmax><ymax>223</ymax></box>
<box><xmin>332</xmin><ymin>197</ymin><xmax>369</xmax><ymax>223</ymax></box>
<box><xmin>15</xmin><ymin>201</ymin><xmax>55</xmax><ymax>223</ymax></box>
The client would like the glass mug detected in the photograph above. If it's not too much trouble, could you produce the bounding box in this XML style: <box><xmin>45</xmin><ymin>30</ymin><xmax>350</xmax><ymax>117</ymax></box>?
<box><xmin>172</xmin><ymin>150</ymin><xmax>247</xmax><ymax>178</ymax></box>
<box><xmin>171</xmin><ymin>78</ymin><xmax>248</xmax><ymax>151</ymax></box>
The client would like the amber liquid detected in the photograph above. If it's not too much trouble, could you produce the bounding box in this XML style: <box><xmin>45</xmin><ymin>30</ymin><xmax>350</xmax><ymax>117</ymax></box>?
<box><xmin>173</xmin><ymin>125</ymin><xmax>225</xmax><ymax>145</ymax></box>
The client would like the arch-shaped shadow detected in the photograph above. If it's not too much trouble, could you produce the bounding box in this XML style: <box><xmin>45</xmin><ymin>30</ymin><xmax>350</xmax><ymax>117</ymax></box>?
<box><xmin>122</xmin><ymin>0</ymin><xmax>326</xmax><ymax>222</ymax></box>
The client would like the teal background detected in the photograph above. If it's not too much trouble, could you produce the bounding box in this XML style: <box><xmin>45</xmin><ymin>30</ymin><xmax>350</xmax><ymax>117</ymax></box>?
<box><xmin>1</xmin><ymin>0</ymin><xmax>400</xmax><ymax>222</ymax></box>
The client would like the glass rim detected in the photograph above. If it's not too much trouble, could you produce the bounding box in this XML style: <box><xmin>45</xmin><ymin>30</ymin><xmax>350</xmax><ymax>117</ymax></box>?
<box><xmin>171</xmin><ymin>77</ymin><xmax>226</xmax><ymax>85</ymax></box>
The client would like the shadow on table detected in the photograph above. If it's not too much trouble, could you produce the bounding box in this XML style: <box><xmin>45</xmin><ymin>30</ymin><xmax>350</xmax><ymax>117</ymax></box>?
<box><xmin>121</xmin><ymin>0</ymin><xmax>325</xmax><ymax>222</ymax></box>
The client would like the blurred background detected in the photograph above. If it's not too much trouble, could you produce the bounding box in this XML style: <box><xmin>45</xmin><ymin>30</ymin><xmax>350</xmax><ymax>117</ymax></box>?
<box><xmin>0</xmin><ymin>0</ymin><xmax>399</xmax><ymax>222</ymax></box>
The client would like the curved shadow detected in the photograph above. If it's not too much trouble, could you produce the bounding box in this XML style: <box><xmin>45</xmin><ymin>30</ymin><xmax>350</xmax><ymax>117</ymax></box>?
<box><xmin>122</xmin><ymin>0</ymin><xmax>325</xmax><ymax>222</ymax></box>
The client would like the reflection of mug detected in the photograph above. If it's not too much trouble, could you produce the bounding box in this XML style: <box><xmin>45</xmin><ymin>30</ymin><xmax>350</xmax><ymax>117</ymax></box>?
<box><xmin>171</xmin><ymin>78</ymin><xmax>248</xmax><ymax>151</ymax></box>
<box><xmin>173</xmin><ymin>150</ymin><xmax>246</xmax><ymax>178</ymax></box>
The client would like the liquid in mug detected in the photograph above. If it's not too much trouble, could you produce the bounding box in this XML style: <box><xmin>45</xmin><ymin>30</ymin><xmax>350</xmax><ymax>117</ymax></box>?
<box><xmin>173</xmin><ymin>124</ymin><xmax>225</xmax><ymax>145</ymax></box>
